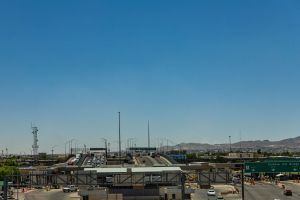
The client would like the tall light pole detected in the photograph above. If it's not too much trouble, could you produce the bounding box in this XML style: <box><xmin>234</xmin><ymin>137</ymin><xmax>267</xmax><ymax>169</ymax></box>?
<box><xmin>74</xmin><ymin>142</ymin><xmax>80</xmax><ymax>154</ymax></box>
<box><xmin>127</xmin><ymin>138</ymin><xmax>135</xmax><ymax>154</ymax></box>
<box><xmin>64</xmin><ymin>141</ymin><xmax>69</xmax><ymax>159</ymax></box>
<box><xmin>51</xmin><ymin>145</ymin><xmax>58</xmax><ymax>160</ymax></box>
<box><xmin>148</xmin><ymin>120</ymin><xmax>150</xmax><ymax>149</ymax></box>
<box><xmin>70</xmin><ymin>139</ymin><xmax>76</xmax><ymax>155</ymax></box>
<box><xmin>229</xmin><ymin>136</ymin><xmax>232</xmax><ymax>153</ymax></box>
<box><xmin>118</xmin><ymin>112</ymin><xmax>121</xmax><ymax>160</ymax></box>
<box><xmin>101</xmin><ymin>138</ymin><xmax>108</xmax><ymax>158</ymax></box>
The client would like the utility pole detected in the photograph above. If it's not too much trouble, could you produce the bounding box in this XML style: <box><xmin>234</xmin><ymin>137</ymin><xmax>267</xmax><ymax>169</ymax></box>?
<box><xmin>70</xmin><ymin>139</ymin><xmax>76</xmax><ymax>155</ymax></box>
<box><xmin>51</xmin><ymin>145</ymin><xmax>57</xmax><ymax>160</ymax></box>
<box><xmin>239</xmin><ymin>130</ymin><xmax>242</xmax><ymax>152</ymax></box>
<box><xmin>64</xmin><ymin>141</ymin><xmax>68</xmax><ymax>159</ymax></box>
<box><xmin>181</xmin><ymin>173</ymin><xmax>186</xmax><ymax>200</ymax></box>
<box><xmin>148</xmin><ymin>120</ymin><xmax>150</xmax><ymax>149</ymax></box>
<box><xmin>241</xmin><ymin>162</ymin><xmax>245</xmax><ymax>200</ymax></box>
<box><xmin>118</xmin><ymin>112</ymin><xmax>121</xmax><ymax>163</ymax></box>
<box><xmin>167</xmin><ymin>139</ymin><xmax>169</xmax><ymax>153</ymax></box>
<box><xmin>229</xmin><ymin>136</ymin><xmax>232</xmax><ymax>152</ymax></box>
<box><xmin>102</xmin><ymin>138</ymin><xmax>108</xmax><ymax>158</ymax></box>
<box><xmin>3</xmin><ymin>176</ymin><xmax>8</xmax><ymax>200</ymax></box>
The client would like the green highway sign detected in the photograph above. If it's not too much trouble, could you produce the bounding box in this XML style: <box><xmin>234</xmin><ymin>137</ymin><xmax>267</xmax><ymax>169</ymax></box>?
<box><xmin>245</xmin><ymin>162</ymin><xmax>300</xmax><ymax>173</ymax></box>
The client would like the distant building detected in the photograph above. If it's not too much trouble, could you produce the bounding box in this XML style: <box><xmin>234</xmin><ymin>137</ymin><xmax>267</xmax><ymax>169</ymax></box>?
<box><xmin>226</xmin><ymin>152</ymin><xmax>263</xmax><ymax>159</ymax></box>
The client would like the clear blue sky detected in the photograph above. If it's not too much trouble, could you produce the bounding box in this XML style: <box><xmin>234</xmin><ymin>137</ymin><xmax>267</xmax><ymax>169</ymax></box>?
<box><xmin>1</xmin><ymin>1</ymin><xmax>300</xmax><ymax>154</ymax></box>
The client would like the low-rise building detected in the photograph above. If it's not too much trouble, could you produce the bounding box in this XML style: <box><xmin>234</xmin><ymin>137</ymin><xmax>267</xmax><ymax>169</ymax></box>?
<box><xmin>226</xmin><ymin>152</ymin><xmax>262</xmax><ymax>159</ymax></box>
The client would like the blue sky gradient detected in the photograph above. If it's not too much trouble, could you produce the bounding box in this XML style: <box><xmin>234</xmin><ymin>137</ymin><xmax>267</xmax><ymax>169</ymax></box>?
<box><xmin>1</xmin><ymin>1</ymin><xmax>300</xmax><ymax>153</ymax></box>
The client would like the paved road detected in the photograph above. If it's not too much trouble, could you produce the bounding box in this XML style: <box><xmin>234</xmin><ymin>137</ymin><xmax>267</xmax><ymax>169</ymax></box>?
<box><xmin>24</xmin><ymin>189</ymin><xmax>77</xmax><ymax>200</ymax></box>
<box><xmin>242</xmin><ymin>182</ymin><xmax>299</xmax><ymax>200</ymax></box>
<box><xmin>135</xmin><ymin>156</ymin><xmax>154</xmax><ymax>166</ymax></box>
<box><xmin>281</xmin><ymin>181</ymin><xmax>300</xmax><ymax>195</ymax></box>
<box><xmin>82</xmin><ymin>156</ymin><xmax>92</xmax><ymax>166</ymax></box>
<box><xmin>192</xmin><ymin>182</ymin><xmax>300</xmax><ymax>200</ymax></box>
<box><xmin>158</xmin><ymin>156</ymin><xmax>172</xmax><ymax>166</ymax></box>
<box><xmin>192</xmin><ymin>186</ymin><xmax>239</xmax><ymax>200</ymax></box>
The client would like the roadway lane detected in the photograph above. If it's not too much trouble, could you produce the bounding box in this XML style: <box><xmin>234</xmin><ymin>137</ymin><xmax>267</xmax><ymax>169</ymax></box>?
<box><xmin>242</xmin><ymin>182</ymin><xmax>299</xmax><ymax>200</ymax></box>
<box><xmin>157</xmin><ymin>156</ymin><xmax>172</xmax><ymax>166</ymax></box>
<box><xmin>192</xmin><ymin>182</ymin><xmax>299</xmax><ymax>200</ymax></box>
<box><xmin>146</xmin><ymin>156</ymin><xmax>161</xmax><ymax>165</ymax></box>
<box><xmin>192</xmin><ymin>185</ymin><xmax>239</xmax><ymax>200</ymax></box>
<box><xmin>135</xmin><ymin>156</ymin><xmax>154</xmax><ymax>166</ymax></box>
<box><xmin>24</xmin><ymin>189</ymin><xmax>77</xmax><ymax>200</ymax></box>
<box><xmin>281</xmin><ymin>181</ymin><xmax>300</xmax><ymax>196</ymax></box>
<box><xmin>154</xmin><ymin>157</ymin><xmax>164</xmax><ymax>165</ymax></box>
<box><xmin>82</xmin><ymin>156</ymin><xmax>92</xmax><ymax>166</ymax></box>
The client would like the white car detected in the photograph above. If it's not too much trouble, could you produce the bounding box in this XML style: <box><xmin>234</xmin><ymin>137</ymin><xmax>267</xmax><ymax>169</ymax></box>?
<box><xmin>207</xmin><ymin>189</ymin><xmax>216</xmax><ymax>196</ymax></box>
<box><xmin>216</xmin><ymin>195</ymin><xmax>224</xmax><ymax>200</ymax></box>
<box><xmin>63</xmin><ymin>185</ymin><xmax>78</xmax><ymax>192</ymax></box>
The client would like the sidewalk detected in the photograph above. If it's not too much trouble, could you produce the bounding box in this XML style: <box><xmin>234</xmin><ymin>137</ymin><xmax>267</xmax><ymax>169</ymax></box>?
<box><xmin>12</xmin><ymin>188</ymin><xmax>34</xmax><ymax>200</ymax></box>
<box><xmin>69</xmin><ymin>192</ymin><xmax>80</xmax><ymax>199</ymax></box>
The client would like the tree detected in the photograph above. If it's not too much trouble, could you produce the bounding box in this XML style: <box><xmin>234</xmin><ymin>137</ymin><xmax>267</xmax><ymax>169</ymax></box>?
<box><xmin>0</xmin><ymin>166</ymin><xmax>20</xmax><ymax>176</ymax></box>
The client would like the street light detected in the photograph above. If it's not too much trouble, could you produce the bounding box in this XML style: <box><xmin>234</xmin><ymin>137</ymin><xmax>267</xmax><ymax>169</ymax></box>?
<box><xmin>64</xmin><ymin>141</ymin><xmax>69</xmax><ymax>159</ymax></box>
<box><xmin>118</xmin><ymin>112</ymin><xmax>121</xmax><ymax>161</ymax></box>
<box><xmin>70</xmin><ymin>138</ymin><xmax>76</xmax><ymax>155</ymax></box>
<box><xmin>74</xmin><ymin>142</ymin><xmax>80</xmax><ymax>154</ymax></box>
<box><xmin>51</xmin><ymin>145</ymin><xmax>58</xmax><ymax>159</ymax></box>
<box><xmin>101</xmin><ymin>138</ymin><xmax>108</xmax><ymax>158</ymax></box>
<box><xmin>160</xmin><ymin>138</ymin><xmax>175</xmax><ymax>153</ymax></box>
<box><xmin>127</xmin><ymin>138</ymin><xmax>135</xmax><ymax>153</ymax></box>
<box><xmin>229</xmin><ymin>136</ymin><xmax>232</xmax><ymax>153</ymax></box>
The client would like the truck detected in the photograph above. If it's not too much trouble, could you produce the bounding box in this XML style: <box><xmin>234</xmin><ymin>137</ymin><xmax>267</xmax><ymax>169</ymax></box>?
<box><xmin>62</xmin><ymin>185</ymin><xmax>78</xmax><ymax>192</ymax></box>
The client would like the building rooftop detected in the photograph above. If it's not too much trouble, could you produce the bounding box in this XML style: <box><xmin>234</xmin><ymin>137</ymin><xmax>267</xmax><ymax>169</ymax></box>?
<box><xmin>84</xmin><ymin>166</ymin><xmax>181</xmax><ymax>173</ymax></box>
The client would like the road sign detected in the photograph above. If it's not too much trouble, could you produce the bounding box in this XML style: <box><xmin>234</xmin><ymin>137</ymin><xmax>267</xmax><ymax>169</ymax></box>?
<box><xmin>245</xmin><ymin>162</ymin><xmax>300</xmax><ymax>173</ymax></box>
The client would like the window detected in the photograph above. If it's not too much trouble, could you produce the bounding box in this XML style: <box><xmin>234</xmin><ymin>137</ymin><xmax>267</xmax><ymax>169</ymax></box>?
<box><xmin>172</xmin><ymin>194</ymin><xmax>176</xmax><ymax>199</ymax></box>
<box><xmin>83</xmin><ymin>195</ymin><xmax>89</xmax><ymax>200</ymax></box>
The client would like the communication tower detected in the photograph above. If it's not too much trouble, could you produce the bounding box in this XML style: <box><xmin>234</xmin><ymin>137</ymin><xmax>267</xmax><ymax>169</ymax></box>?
<box><xmin>31</xmin><ymin>125</ymin><xmax>39</xmax><ymax>155</ymax></box>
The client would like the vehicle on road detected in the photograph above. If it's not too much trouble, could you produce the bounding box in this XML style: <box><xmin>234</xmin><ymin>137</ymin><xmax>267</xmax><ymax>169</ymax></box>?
<box><xmin>283</xmin><ymin>189</ymin><xmax>292</xmax><ymax>196</ymax></box>
<box><xmin>63</xmin><ymin>185</ymin><xmax>78</xmax><ymax>192</ymax></box>
<box><xmin>216</xmin><ymin>195</ymin><xmax>224</xmax><ymax>200</ymax></box>
<box><xmin>232</xmin><ymin>176</ymin><xmax>241</xmax><ymax>184</ymax></box>
<box><xmin>207</xmin><ymin>189</ymin><xmax>216</xmax><ymax>196</ymax></box>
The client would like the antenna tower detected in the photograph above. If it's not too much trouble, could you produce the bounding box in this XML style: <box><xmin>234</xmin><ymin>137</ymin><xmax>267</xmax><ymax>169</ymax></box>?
<box><xmin>31</xmin><ymin>125</ymin><xmax>39</xmax><ymax>155</ymax></box>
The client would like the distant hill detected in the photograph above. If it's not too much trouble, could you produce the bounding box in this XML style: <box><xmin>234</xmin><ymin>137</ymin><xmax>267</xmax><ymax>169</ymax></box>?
<box><xmin>167</xmin><ymin>136</ymin><xmax>300</xmax><ymax>152</ymax></box>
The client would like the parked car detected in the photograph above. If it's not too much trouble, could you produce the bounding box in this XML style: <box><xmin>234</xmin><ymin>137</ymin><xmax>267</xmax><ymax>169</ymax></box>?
<box><xmin>207</xmin><ymin>189</ymin><xmax>216</xmax><ymax>196</ymax></box>
<box><xmin>216</xmin><ymin>195</ymin><xmax>224</xmax><ymax>200</ymax></box>
<box><xmin>283</xmin><ymin>189</ymin><xmax>292</xmax><ymax>196</ymax></box>
<box><xmin>63</xmin><ymin>185</ymin><xmax>78</xmax><ymax>192</ymax></box>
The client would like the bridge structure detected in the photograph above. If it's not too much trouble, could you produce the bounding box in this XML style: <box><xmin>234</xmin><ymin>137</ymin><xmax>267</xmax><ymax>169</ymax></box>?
<box><xmin>0</xmin><ymin>163</ymin><xmax>243</xmax><ymax>200</ymax></box>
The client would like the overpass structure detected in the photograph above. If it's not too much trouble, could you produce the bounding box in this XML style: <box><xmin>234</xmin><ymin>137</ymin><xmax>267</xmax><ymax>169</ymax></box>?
<box><xmin>1</xmin><ymin>167</ymin><xmax>182</xmax><ymax>187</ymax></box>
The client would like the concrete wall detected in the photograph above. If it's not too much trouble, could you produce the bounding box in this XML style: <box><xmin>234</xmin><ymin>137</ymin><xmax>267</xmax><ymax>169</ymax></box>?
<box><xmin>159</xmin><ymin>186</ymin><xmax>182</xmax><ymax>200</ymax></box>
<box><xmin>79</xmin><ymin>190</ymin><xmax>123</xmax><ymax>200</ymax></box>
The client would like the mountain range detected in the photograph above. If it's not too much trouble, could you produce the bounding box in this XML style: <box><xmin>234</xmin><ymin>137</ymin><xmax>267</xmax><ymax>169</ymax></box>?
<box><xmin>169</xmin><ymin>136</ymin><xmax>300</xmax><ymax>152</ymax></box>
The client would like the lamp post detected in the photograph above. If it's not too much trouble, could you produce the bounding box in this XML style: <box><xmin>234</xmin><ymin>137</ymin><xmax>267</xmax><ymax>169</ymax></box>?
<box><xmin>64</xmin><ymin>141</ymin><xmax>69</xmax><ymax>159</ymax></box>
<box><xmin>74</xmin><ymin>142</ymin><xmax>80</xmax><ymax>154</ymax></box>
<box><xmin>118</xmin><ymin>112</ymin><xmax>121</xmax><ymax>164</ymax></box>
<box><xmin>229</xmin><ymin>136</ymin><xmax>232</xmax><ymax>152</ymax></box>
<box><xmin>70</xmin><ymin>139</ymin><xmax>76</xmax><ymax>155</ymax></box>
<box><xmin>163</xmin><ymin>138</ymin><xmax>175</xmax><ymax>154</ymax></box>
<box><xmin>101</xmin><ymin>138</ymin><xmax>108</xmax><ymax>158</ymax></box>
<box><xmin>51</xmin><ymin>145</ymin><xmax>58</xmax><ymax>160</ymax></box>
<box><xmin>126</xmin><ymin>138</ymin><xmax>134</xmax><ymax>153</ymax></box>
